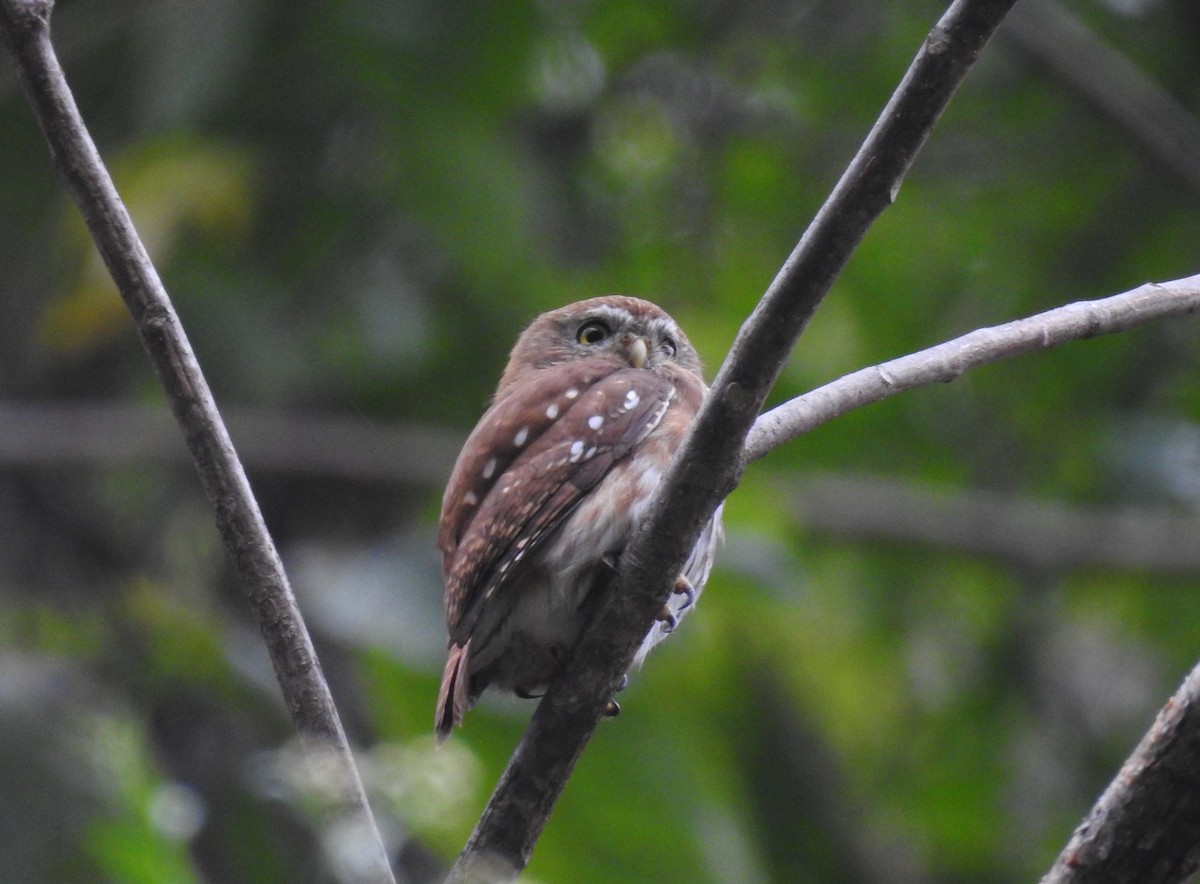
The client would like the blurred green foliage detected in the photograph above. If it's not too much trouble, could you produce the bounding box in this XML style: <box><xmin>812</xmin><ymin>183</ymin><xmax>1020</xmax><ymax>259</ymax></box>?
<box><xmin>1</xmin><ymin>0</ymin><xmax>1198</xmax><ymax>881</ymax></box>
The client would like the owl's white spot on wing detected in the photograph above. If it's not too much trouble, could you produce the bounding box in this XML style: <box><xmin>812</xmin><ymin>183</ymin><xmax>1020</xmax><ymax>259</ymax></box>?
<box><xmin>584</xmin><ymin>445</ymin><xmax>596</xmax><ymax>459</ymax></box>
<box><xmin>545</xmin><ymin>403</ymin><xmax>559</xmax><ymax>419</ymax></box>
<box><xmin>588</xmin><ymin>414</ymin><xmax>603</xmax><ymax>430</ymax></box>
<box><xmin>514</xmin><ymin>426</ymin><xmax>529</xmax><ymax>447</ymax></box>
<box><xmin>463</xmin><ymin>491</ymin><xmax>478</xmax><ymax>506</ymax></box>
<box><xmin>483</xmin><ymin>458</ymin><xmax>498</xmax><ymax>479</ymax></box>
<box><xmin>565</xmin><ymin>387</ymin><xmax>580</xmax><ymax>400</ymax></box>
<box><xmin>623</xmin><ymin>389</ymin><xmax>640</xmax><ymax>410</ymax></box>
<box><xmin>569</xmin><ymin>439</ymin><xmax>585</xmax><ymax>462</ymax></box>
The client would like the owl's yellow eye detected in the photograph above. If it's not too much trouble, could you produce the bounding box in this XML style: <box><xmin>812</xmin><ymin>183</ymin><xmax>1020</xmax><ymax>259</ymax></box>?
<box><xmin>576</xmin><ymin>319</ymin><xmax>610</xmax><ymax>345</ymax></box>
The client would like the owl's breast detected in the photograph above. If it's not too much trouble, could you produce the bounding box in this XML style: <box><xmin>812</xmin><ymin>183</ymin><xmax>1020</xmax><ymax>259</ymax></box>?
<box><xmin>470</xmin><ymin>445</ymin><xmax>666</xmax><ymax>687</ymax></box>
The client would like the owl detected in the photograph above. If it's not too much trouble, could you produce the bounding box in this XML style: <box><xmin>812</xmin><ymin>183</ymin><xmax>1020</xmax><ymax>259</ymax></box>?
<box><xmin>435</xmin><ymin>295</ymin><xmax>722</xmax><ymax>741</ymax></box>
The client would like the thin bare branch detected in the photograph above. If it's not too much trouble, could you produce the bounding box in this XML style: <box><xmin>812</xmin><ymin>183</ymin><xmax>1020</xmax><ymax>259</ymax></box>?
<box><xmin>447</xmin><ymin>1</ymin><xmax>1019</xmax><ymax>879</ymax></box>
<box><xmin>0</xmin><ymin>2</ymin><xmax>394</xmax><ymax>880</ymax></box>
<box><xmin>745</xmin><ymin>276</ymin><xmax>1200</xmax><ymax>461</ymax></box>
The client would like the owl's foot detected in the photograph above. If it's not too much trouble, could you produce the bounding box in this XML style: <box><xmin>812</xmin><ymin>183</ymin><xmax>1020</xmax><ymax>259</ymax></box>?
<box><xmin>654</xmin><ymin>575</ymin><xmax>698</xmax><ymax>633</ymax></box>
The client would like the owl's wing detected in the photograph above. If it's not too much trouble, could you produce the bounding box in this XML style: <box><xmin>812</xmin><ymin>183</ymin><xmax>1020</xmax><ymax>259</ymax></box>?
<box><xmin>438</xmin><ymin>361</ymin><xmax>673</xmax><ymax>640</ymax></box>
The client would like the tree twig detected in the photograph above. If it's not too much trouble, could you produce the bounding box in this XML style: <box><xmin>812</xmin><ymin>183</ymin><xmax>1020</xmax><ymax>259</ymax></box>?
<box><xmin>447</xmin><ymin>1</ymin><xmax>1019</xmax><ymax>879</ymax></box>
<box><xmin>0</xmin><ymin>3</ymin><xmax>395</xmax><ymax>881</ymax></box>
<box><xmin>745</xmin><ymin>276</ymin><xmax>1200</xmax><ymax>461</ymax></box>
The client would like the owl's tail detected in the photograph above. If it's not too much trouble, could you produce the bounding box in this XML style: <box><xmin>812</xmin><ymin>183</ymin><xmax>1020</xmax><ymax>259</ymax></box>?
<box><xmin>435</xmin><ymin>640</ymin><xmax>472</xmax><ymax>743</ymax></box>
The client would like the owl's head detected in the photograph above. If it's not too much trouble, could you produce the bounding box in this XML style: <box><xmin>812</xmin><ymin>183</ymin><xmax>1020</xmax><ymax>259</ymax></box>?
<box><xmin>498</xmin><ymin>296</ymin><xmax>702</xmax><ymax>393</ymax></box>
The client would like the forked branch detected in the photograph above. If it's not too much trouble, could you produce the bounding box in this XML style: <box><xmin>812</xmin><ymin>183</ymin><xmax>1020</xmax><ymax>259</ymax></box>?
<box><xmin>447</xmin><ymin>0</ymin><xmax>1021</xmax><ymax>879</ymax></box>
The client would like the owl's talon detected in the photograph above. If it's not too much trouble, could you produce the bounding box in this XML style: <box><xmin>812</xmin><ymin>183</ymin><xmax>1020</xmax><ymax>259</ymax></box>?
<box><xmin>514</xmin><ymin>684</ymin><xmax>545</xmax><ymax>700</ymax></box>
<box><xmin>603</xmin><ymin>699</ymin><xmax>621</xmax><ymax>718</ymax></box>
<box><xmin>673</xmin><ymin>575</ymin><xmax>697</xmax><ymax>611</ymax></box>
<box><xmin>655</xmin><ymin>605</ymin><xmax>678</xmax><ymax>633</ymax></box>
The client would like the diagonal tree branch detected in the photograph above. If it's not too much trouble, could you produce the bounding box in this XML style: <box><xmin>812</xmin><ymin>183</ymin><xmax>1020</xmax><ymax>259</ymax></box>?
<box><xmin>1042</xmin><ymin>657</ymin><xmax>1200</xmax><ymax>884</ymax></box>
<box><xmin>447</xmin><ymin>0</ymin><xmax>1020</xmax><ymax>879</ymax></box>
<box><xmin>0</xmin><ymin>2</ymin><xmax>395</xmax><ymax>881</ymax></box>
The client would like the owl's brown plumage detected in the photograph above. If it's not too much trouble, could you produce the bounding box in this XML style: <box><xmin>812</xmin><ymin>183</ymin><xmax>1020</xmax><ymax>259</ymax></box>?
<box><xmin>435</xmin><ymin>296</ymin><xmax>722</xmax><ymax>741</ymax></box>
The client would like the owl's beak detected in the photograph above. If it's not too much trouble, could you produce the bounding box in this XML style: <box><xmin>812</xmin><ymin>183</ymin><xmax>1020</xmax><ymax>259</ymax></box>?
<box><xmin>626</xmin><ymin>336</ymin><xmax>650</xmax><ymax>369</ymax></box>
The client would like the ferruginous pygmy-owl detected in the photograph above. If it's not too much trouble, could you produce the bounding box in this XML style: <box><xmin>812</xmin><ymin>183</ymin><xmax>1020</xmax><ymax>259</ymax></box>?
<box><xmin>435</xmin><ymin>295</ymin><xmax>723</xmax><ymax>741</ymax></box>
